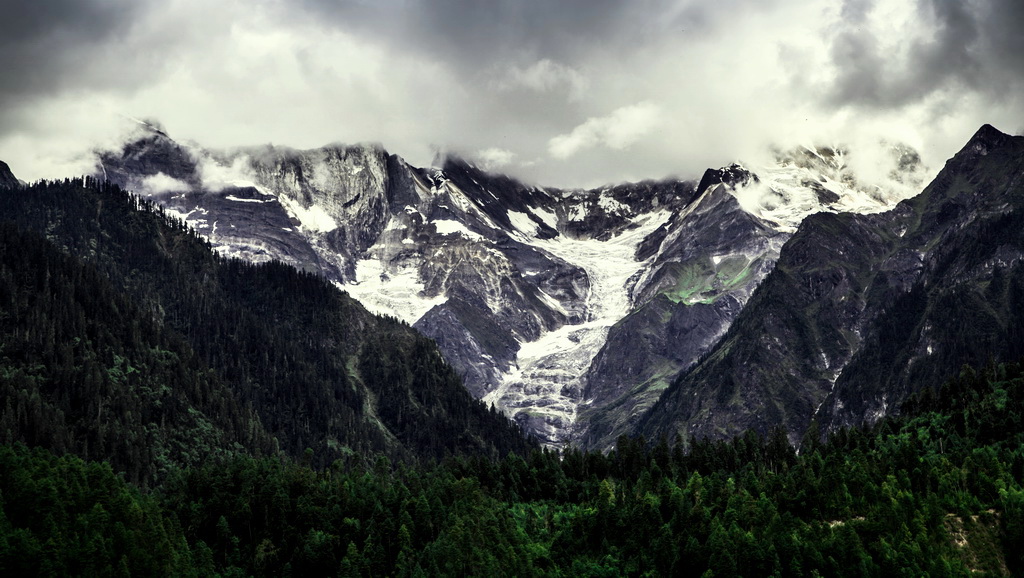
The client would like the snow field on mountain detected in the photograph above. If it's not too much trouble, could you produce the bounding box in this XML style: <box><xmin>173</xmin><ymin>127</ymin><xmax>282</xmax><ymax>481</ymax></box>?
<box><xmin>278</xmin><ymin>195</ymin><xmax>338</xmax><ymax>233</ymax></box>
<box><xmin>507</xmin><ymin>210</ymin><xmax>540</xmax><ymax>237</ymax></box>
<box><xmin>344</xmin><ymin>258</ymin><xmax>447</xmax><ymax>323</ymax></box>
<box><xmin>431</xmin><ymin>219</ymin><xmax>485</xmax><ymax>241</ymax></box>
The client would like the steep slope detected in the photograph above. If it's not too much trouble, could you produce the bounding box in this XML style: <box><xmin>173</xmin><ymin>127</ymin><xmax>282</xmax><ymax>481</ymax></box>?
<box><xmin>638</xmin><ymin>125</ymin><xmax>1024</xmax><ymax>445</ymax></box>
<box><xmin>94</xmin><ymin>126</ymin><xmax>925</xmax><ymax>446</ymax></box>
<box><xmin>0</xmin><ymin>176</ymin><xmax>534</xmax><ymax>471</ymax></box>
<box><xmin>817</xmin><ymin>125</ymin><xmax>1024</xmax><ymax>432</ymax></box>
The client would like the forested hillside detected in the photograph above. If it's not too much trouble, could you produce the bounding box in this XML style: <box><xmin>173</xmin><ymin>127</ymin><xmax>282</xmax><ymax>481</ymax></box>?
<box><xmin>0</xmin><ymin>220</ymin><xmax>277</xmax><ymax>484</ymax></box>
<box><xmin>0</xmin><ymin>178</ymin><xmax>533</xmax><ymax>483</ymax></box>
<box><xmin>1</xmin><ymin>361</ymin><xmax>1021</xmax><ymax>575</ymax></box>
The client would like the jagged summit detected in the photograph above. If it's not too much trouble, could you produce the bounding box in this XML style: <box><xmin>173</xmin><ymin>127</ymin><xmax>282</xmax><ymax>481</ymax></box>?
<box><xmin>969</xmin><ymin>123</ymin><xmax>1010</xmax><ymax>146</ymax></box>
<box><xmin>944</xmin><ymin>123</ymin><xmax>1015</xmax><ymax>169</ymax></box>
<box><xmin>695</xmin><ymin>163</ymin><xmax>759</xmax><ymax>196</ymax></box>
<box><xmin>97</xmin><ymin>127</ymin><xmax>201</xmax><ymax>192</ymax></box>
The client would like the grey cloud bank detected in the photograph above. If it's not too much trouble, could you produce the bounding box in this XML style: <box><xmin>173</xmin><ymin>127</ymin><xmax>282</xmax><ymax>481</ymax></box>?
<box><xmin>0</xmin><ymin>0</ymin><xmax>1021</xmax><ymax>188</ymax></box>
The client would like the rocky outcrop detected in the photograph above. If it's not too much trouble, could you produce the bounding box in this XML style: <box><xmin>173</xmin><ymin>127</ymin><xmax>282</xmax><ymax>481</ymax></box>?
<box><xmin>242</xmin><ymin>144</ymin><xmax>393</xmax><ymax>280</ymax></box>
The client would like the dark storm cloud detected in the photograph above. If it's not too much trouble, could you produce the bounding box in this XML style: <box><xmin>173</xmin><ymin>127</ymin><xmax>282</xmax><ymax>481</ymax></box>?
<box><xmin>300</xmin><ymin>0</ymin><xmax>684</xmax><ymax>68</ymax></box>
<box><xmin>826</xmin><ymin>0</ymin><xmax>1024</xmax><ymax>109</ymax></box>
<box><xmin>980</xmin><ymin>0</ymin><xmax>1024</xmax><ymax>85</ymax></box>
<box><xmin>0</xmin><ymin>1</ymin><xmax>145</xmax><ymax>101</ymax></box>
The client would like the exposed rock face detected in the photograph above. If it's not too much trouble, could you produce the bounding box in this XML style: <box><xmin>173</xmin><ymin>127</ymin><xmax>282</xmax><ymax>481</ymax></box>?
<box><xmin>638</xmin><ymin>125</ymin><xmax>1024</xmax><ymax>446</ymax></box>
<box><xmin>94</xmin><ymin>124</ymin><xmax>927</xmax><ymax>447</ymax></box>
<box><xmin>0</xmin><ymin>161</ymin><xmax>21</xmax><ymax>189</ymax></box>
<box><xmin>241</xmin><ymin>144</ymin><xmax>393</xmax><ymax>280</ymax></box>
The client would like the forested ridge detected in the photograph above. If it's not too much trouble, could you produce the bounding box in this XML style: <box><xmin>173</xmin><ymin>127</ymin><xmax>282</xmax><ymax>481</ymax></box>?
<box><xmin>0</xmin><ymin>177</ymin><xmax>533</xmax><ymax>483</ymax></box>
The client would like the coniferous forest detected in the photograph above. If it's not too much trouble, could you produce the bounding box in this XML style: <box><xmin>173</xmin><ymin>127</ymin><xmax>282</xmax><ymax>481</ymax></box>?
<box><xmin>0</xmin><ymin>179</ymin><xmax>1022</xmax><ymax>575</ymax></box>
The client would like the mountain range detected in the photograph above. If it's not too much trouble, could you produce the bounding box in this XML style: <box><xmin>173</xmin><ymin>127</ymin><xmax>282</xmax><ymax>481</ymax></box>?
<box><xmin>2</xmin><ymin>122</ymin><xmax>1020</xmax><ymax>457</ymax></box>
<box><xmin>89</xmin><ymin>122</ymin><xmax>930</xmax><ymax>449</ymax></box>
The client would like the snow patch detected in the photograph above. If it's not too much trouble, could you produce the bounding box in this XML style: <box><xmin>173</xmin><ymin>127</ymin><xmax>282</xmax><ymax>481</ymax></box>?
<box><xmin>163</xmin><ymin>207</ymin><xmax>193</xmax><ymax>223</ymax></box>
<box><xmin>508</xmin><ymin>210</ymin><xmax>539</xmax><ymax>237</ymax></box>
<box><xmin>531</xmin><ymin>206</ymin><xmax>559</xmax><ymax>231</ymax></box>
<box><xmin>225</xmin><ymin>195</ymin><xmax>270</xmax><ymax>203</ymax></box>
<box><xmin>279</xmin><ymin>196</ymin><xmax>338</xmax><ymax>233</ymax></box>
<box><xmin>344</xmin><ymin>259</ymin><xmax>446</xmax><ymax>324</ymax></box>
<box><xmin>432</xmin><ymin>219</ymin><xmax>485</xmax><ymax>241</ymax></box>
<box><xmin>598</xmin><ymin>194</ymin><xmax>629</xmax><ymax>216</ymax></box>
<box><xmin>568</xmin><ymin>205</ymin><xmax>588</xmax><ymax>222</ymax></box>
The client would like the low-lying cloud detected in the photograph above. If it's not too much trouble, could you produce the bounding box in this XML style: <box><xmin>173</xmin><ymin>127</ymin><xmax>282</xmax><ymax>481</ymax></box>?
<box><xmin>548</xmin><ymin>102</ymin><xmax>661</xmax><ymax>160</ymax></box>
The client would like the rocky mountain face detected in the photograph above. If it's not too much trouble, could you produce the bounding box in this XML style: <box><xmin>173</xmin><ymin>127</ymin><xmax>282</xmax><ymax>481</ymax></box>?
<box><xmin>93</xmin><ymin>124</ymin><xmax>925</xmax><ymax>447</ymax></box>
<box><xmin>0</xmin><ymin>160</ymin><xmax>19</xmax><ymax>189</ymax></box>
<box><xmin>638</xmin><ymin>125</ymin><xmax>1024</xmax><ymax>446</ymax></box>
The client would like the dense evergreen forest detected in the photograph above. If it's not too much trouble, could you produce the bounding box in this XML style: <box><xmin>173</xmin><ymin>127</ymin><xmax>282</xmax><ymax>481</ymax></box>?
<box><xmin>0</xmin><ymin>178</ymin><xmax>533</xmax><ymax>484</ymax></box>
<box><xmin>0</xmin><ymin>178</ymin><xmax>1022</xmax><ymax>575</ymax></box>
<box><xmin>1</xmin><ymin>361</ymin><xmax>1021</xmax><ymax>575</ymax></box>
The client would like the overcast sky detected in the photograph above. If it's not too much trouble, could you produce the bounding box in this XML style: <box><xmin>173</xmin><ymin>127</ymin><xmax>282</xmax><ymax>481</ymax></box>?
<box><xmin>1</xmin><ymin>0</ymin><xmax>1022</xmax><ymax>187</ymax></box>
